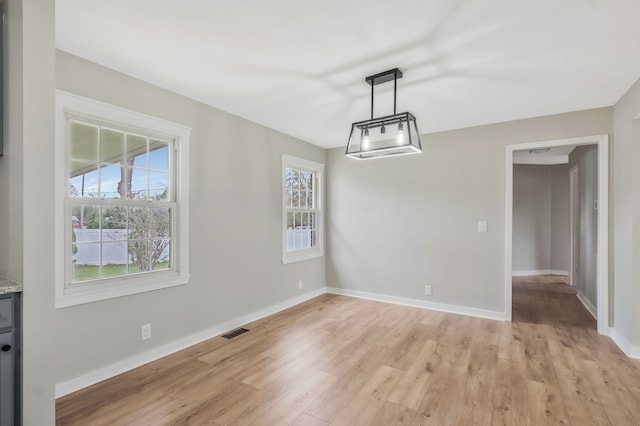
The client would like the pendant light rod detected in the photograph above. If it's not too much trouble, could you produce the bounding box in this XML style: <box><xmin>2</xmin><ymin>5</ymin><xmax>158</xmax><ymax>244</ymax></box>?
<box><xmin>394</xmin><ymin>72</ymin><xmax>397</xmax><ymax>115</ymax></box>
<box><xmin>371</xmin><ymin>80</ymin><xmax>374</xmax><ymax>119</ymax></box>
<box><xmin>365</xmin><ymin>68</ymin><xmax>402</xmax><ymax>119</ymax></box>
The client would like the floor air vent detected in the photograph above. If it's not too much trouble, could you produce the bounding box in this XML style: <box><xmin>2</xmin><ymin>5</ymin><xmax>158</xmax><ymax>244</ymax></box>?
<box><xmin>222</xmin><ymin>328</ymin><xmax>250</xmax><ymax>339</ymax></box>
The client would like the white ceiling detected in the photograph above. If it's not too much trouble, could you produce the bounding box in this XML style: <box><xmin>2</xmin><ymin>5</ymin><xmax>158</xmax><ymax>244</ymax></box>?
<box><xmin>56</xmin><ymin>0</ymin><xmax>640</xmax><ymax>149</ymax></box>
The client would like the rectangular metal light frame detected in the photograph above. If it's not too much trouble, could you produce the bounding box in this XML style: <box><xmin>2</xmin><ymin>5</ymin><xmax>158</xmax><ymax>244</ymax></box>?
<box><xmin>345</xmin><ymin>111</ymin><xmax>422</xmax><ymax>160</ymax></box>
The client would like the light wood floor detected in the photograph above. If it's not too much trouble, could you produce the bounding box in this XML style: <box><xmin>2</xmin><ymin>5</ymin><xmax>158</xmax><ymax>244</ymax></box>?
<box><xmin>56</xmin><ymin>276</ymin><xmax>640</xmax><ymax>425</ymax></box>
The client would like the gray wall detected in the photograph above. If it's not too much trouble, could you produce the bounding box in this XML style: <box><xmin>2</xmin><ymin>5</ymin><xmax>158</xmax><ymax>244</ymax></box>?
<box><xmin>0</xmin><ymin>1</ymin><xmax>57</xmax><ymax>424</ymax></box>
<box><xmin>513</xmin><ymin>165</ymin><xmax>550</xmax><ymax>272</ymax></box>
<box><xmin>326</xmin><ymin>108</ymin><xmax>612</xmax><ymax>313</ymax></box>
<box><xmin>512</xmin><ymin>164</ymin><xmax>569</xmax><ymax>273</ymax></box>
<box><xmin>55</xmin><ymin>51</ymin><xmax>326</xmax><ymax>384</ymax></box>
<box><xmin>568</xmin><ymin>145</ymin><xmax>598</xmax><ymax>312</ymax></box>
<box><xmin>613</xmin><ymin>76</ymin><xmax>640</xmax><ymax>345</ymax></box>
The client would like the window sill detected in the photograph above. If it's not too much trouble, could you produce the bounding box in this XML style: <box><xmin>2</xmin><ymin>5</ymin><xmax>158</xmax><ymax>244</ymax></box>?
<box><xmin>55</xmin><ymin>271</ymin><xmax>190</xmax><ymax>308</ymax></box>
<box><xmin>282</xmin><ymin>248</ymin><xmax>324</xmax><ymax>265</ymax></box>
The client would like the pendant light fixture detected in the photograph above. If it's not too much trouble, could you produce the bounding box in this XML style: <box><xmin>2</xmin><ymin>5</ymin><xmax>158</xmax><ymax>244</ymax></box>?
<box><xmin>346</xmin><ymin>68</ymin><xmax>422</xmax><ymax>160</ymax></box>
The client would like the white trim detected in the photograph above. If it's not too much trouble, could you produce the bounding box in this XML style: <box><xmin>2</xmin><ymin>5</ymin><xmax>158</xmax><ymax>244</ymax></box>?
<box><xmin>569</xmin><ymin>164</ymin><xmax>579</xmax><ymax>286</ymax></box>
<box><xmin>576</xmin><ymin>291</ymin><xmax>597</xmax><ymax>319</ymax></box>
<box><xmin>596</xmin><ymin>136</ymin><xmax>609</xmax><ymax>334</ymax></box>
<box><xmin>55</xmin><ymin>91</ymin><xmax>191</xmax><ymax>308</ymax></box>
<box><xmin>281</xmin><ymin>154</ymin><xmax>325</xmax><ymax>264</ymax></box>
<box><xmin>505</xmin><ymin>151</ymin><xmax>513</xmax><ymax>321</ymax></box>
<box><xmin>609</xmin><ymin>328</ymin><xmax>640</xmax><ymax>359</ymax></box>
<box><xmin>55</xmin><ymin>286</ymin><xmax>327</xmax><ymax>398</ymax></box>
<box><xmin>326</xmin><ymin>287</ymin><xmax>506</xmax><ymax>321</ymax></box>
<box><xmin>511</xmin><ymin>270</ymin><xmax>568</xmax><ymax>276</ymax></box>
<box><xmin>505</xmin><ymin>134</ymin><xmax>609</xmax><ymax>333</ymax></box>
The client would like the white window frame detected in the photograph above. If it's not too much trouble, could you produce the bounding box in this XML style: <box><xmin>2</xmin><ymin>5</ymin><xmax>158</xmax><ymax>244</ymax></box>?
<box><xmin>55</xmin><ymin>91</ymin><xmax>191</xmax><ymax>308</ymax></box>
<box><xmin>282</xmin><ymin>154</ymin><xmax>324</xmax><ymax>264</ymax></box>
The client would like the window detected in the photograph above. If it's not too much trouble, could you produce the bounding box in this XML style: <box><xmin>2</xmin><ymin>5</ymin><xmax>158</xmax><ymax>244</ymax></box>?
<box><xmin>282</xmin><ymin>155</ymin><xmax>324</xmax><ymax>264</ymax></box>
<box><xmin>55</xmin><ymin>91</ymin><xmax>190</xmax><ymax>308</ymax></box>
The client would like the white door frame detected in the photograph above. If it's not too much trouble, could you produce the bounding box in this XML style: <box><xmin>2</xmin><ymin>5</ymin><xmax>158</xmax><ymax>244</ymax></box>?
<box><xmin>505</xmin><ymin>134</ymin><xmax>609</xmax><ymax>335</ymax></box>
<box><xmin>568</xmin><ymin>165</ymin><xmax>579</xmax><ymax>286</ymax></box>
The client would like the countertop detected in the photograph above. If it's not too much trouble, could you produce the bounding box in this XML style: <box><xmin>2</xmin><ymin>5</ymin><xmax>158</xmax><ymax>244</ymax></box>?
<box><xmin>0</xmin><ymin>277</ymin><xmax>23</xmax><ymax>294</ymax></box>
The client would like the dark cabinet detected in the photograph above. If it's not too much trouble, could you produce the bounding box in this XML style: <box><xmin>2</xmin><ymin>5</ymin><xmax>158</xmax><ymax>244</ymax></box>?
<box><xmin>0</xmin><ymin>293</ymin><xmax>19</xmax><ymax>426</ymax></box>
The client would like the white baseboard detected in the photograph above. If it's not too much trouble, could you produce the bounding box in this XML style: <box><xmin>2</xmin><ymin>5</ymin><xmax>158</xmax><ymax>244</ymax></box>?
<box><xmin>55</xmin><ymin>287</ymin><xmax>327</xmax><ymax>398</ymax></box>
<box><xmin>576</xmin><ymin>291</ymin><xmax>597</xmax><ymax>319</ymax></box>
<box><xmin>512</xmin><ymin>269</ymin><xmax>568</xmax><ymax>276</ymax></box>
<box><xmin>609</xmin><ymin>327</ymin><xmax>640</xmax><ymax>359</ymax></box>
<box><xmin>326</xmin><ymin>287</ymin><xmax>506</xmax><ymax>321</ymax></box>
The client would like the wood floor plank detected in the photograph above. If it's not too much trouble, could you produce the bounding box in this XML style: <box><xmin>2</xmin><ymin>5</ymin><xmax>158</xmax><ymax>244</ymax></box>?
<box><xmin>303</xmin><ymin>339</ymin><xmax>398</xmax><ymax>422</ymax></box>
<box><xmin>238</xmin><ymin>370</ymin><xmax>337</xmax><ymax>426</ymax></box>
<box><xmin>382</xmin><ymin>323</ymin><xmax>434</xmax><ymax>371</ymax></box>
<box><xmin>374</xmin><ymin>401</ymin><xmax>417</xmax><ymax>425</ymax></box>
<box><xmin>581</xmin><ymin>358</ymin><xmax>640</xmax><ymax>424</ymax></box>
<box><xmin>56</xmin><ymin>277</ymin><xmax>640</xmax><ymax>425</ymax></box>
<box><xmin>491</xmin><ymin>358</ymin><xmax>528</xmax><ymax>426</ymax></box>
<box><xmin>331</xmin><ymin>365</ymin><xmax>404</xmax><ymax>425</ymax></box>
<box><xmin>413</xmin><ymin>361</ymin><xmax>467</xmax><ymax>425</ymax></box>
<box><xmin>554</xmin><ymin>365</ymin><xmax>611</xmax><ymax>425</ymax></box>
<box><xmin>387</xmin><ymin>340</ymin><xmax>443</xmax><ymax>410</ymax></box>
<box><xmin>450</xmin><ymin>405</ymin><xmax>493</xmax><ymax>426</ymax></box>
<box><xmin>290</xmin><ymin>413</ymin><xmax>329</xmax><ymax>426</ymax></box>
<box><xmin>526</xmin><ymin>379</ymin><xmax>569</xmax><ymax>425</ymax></box>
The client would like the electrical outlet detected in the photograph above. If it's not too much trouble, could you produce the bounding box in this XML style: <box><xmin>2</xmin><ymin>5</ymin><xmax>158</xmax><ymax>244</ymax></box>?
<box><xmin>141</xmin><ymin>323</ymin><xmax>152</xmax><ymax>341</ymax></box>
<box><xmin>424</xmin><ymin>285</ymin><xmax>433</xmax><ymax>296</ymax></box>
<box><xmin>298</xmin><ymin>280</ymin><xmax>303</xmax><ymax>290</ymax></box>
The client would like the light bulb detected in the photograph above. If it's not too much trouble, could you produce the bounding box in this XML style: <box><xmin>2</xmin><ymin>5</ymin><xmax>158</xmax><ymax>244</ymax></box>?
<box><xmin>397</xmin><ymin>122</ymin><xmax>404</xmax><ymax>145</ymax></box>
<box><xmin>363</xmin><ymin>128</ymin><xmax>370</xmax><ymax>150</ymax></box>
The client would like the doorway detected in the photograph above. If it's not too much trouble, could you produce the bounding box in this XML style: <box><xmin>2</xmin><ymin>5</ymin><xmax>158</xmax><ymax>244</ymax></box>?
<box><xmin>505</xmin><ymin>134</ymin><xmax>609</xmax><ymax>335</ymax></box>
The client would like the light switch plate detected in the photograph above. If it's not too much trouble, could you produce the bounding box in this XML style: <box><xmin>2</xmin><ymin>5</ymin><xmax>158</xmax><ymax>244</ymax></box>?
<box><xmin>478</xmin><ymin>220</ymin><xmax>488</xmax><ymax>232</ymax></box>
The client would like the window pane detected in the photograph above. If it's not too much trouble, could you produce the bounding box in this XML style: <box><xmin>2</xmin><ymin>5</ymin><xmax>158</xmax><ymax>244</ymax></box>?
<box><xmin>286</xmin><ymin>212</ymin><xmax>295</xmax><ymax>251</ymax></box>
<box><xmin>151</xmin><ymin>239</ymin><xmax>171</xmax><ymax>270</ymax></box>
<box><xmin>69</xmin><ymin>167</ymin><xmax>99</xmax><ymax>198</ymax></box>
<box><xmin>100</xmin><ymin>164</ymin><xmax>123</xmax><ymax>199</ymax></box>
<box><xmin>300</xmin><ymin>171</ymin><xmax>311</xmax><ymax>190</ymax></box>
<box><xmin>150</xmin><ymin>207</ymin><xmax>171</xmax><ymax>239</ymax></box>
<box><xmin>149</xmin><ymin>141</ymin><xmax>169</xmax><ymax>171</ymax></box>
<box><xmin>129</xmin><ymin>168</ymin><xmax>148</xmax><ymax>200</ymax></box>
<box><xmin>73</xmin><ymin>205</ymin><xmax>101</xmax><ymax>234</ymax></box>
<box><xmin>295</xmin><ymin>214</ymin><xmax>302</xmax><ymax>250</ymax></box>
<box><xmin>128</xmin><ymin>240</ymin><xmax>152</xmax><ymax>272</ymax></box>
<box><xmin>128</xmin><ymin>207</ymin><xmax>171</xmax><ymax>272</ymax></box>
<box><xmin>101</xmin><ymin>206</ymin><xmax>127</xmax><ymax>238</ymax></box>
<box><xmin>149</xmin><ymin>171</ymin><xmax>169</xmax><ymax>201</ymax></box>
<box><xmin>129</xmin><ymin>207</ymin><xmax>152</xmax><ymax>239</ymax></box>
<box><xmin>101</xmin><ymin>242</ymin><xmax>128</xmax><ymax>278</ymax></box>
<box><xmin>101</xmin><ymin>128</ymin><xmax>125</xmax><ymax>164</ymax></box>
<box><xmin>285</xmin><ymin>190</ymin><xmax>293</xmax><ymax>208</ymax></box>
<box><xmin>127</xmin><ymin>134</ymin><xmax>148</xmax><ymax>168</ymax></box>
<box><xmin>69</xmin><ymin>122</ymin><xmax>98</xmax><ymax>162</ymax></box>
<box><xmin>285</xmin><ymin>168</ymin><xmax>294</xmax><ymax>190</ymax></box>
<box><xmin>299</xmin><ymin>190</ymin><xmax>307</xmax><ymax>209</ymax></box>
<box><xmin>291</xmin><ymin>169</ymin><xmax>300</xmax><ymax>190</ymax></box>
<box><xmin>73</xmin><ymin>242</ymin><xmax>100</xmax><ymax>282</ymax></box>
